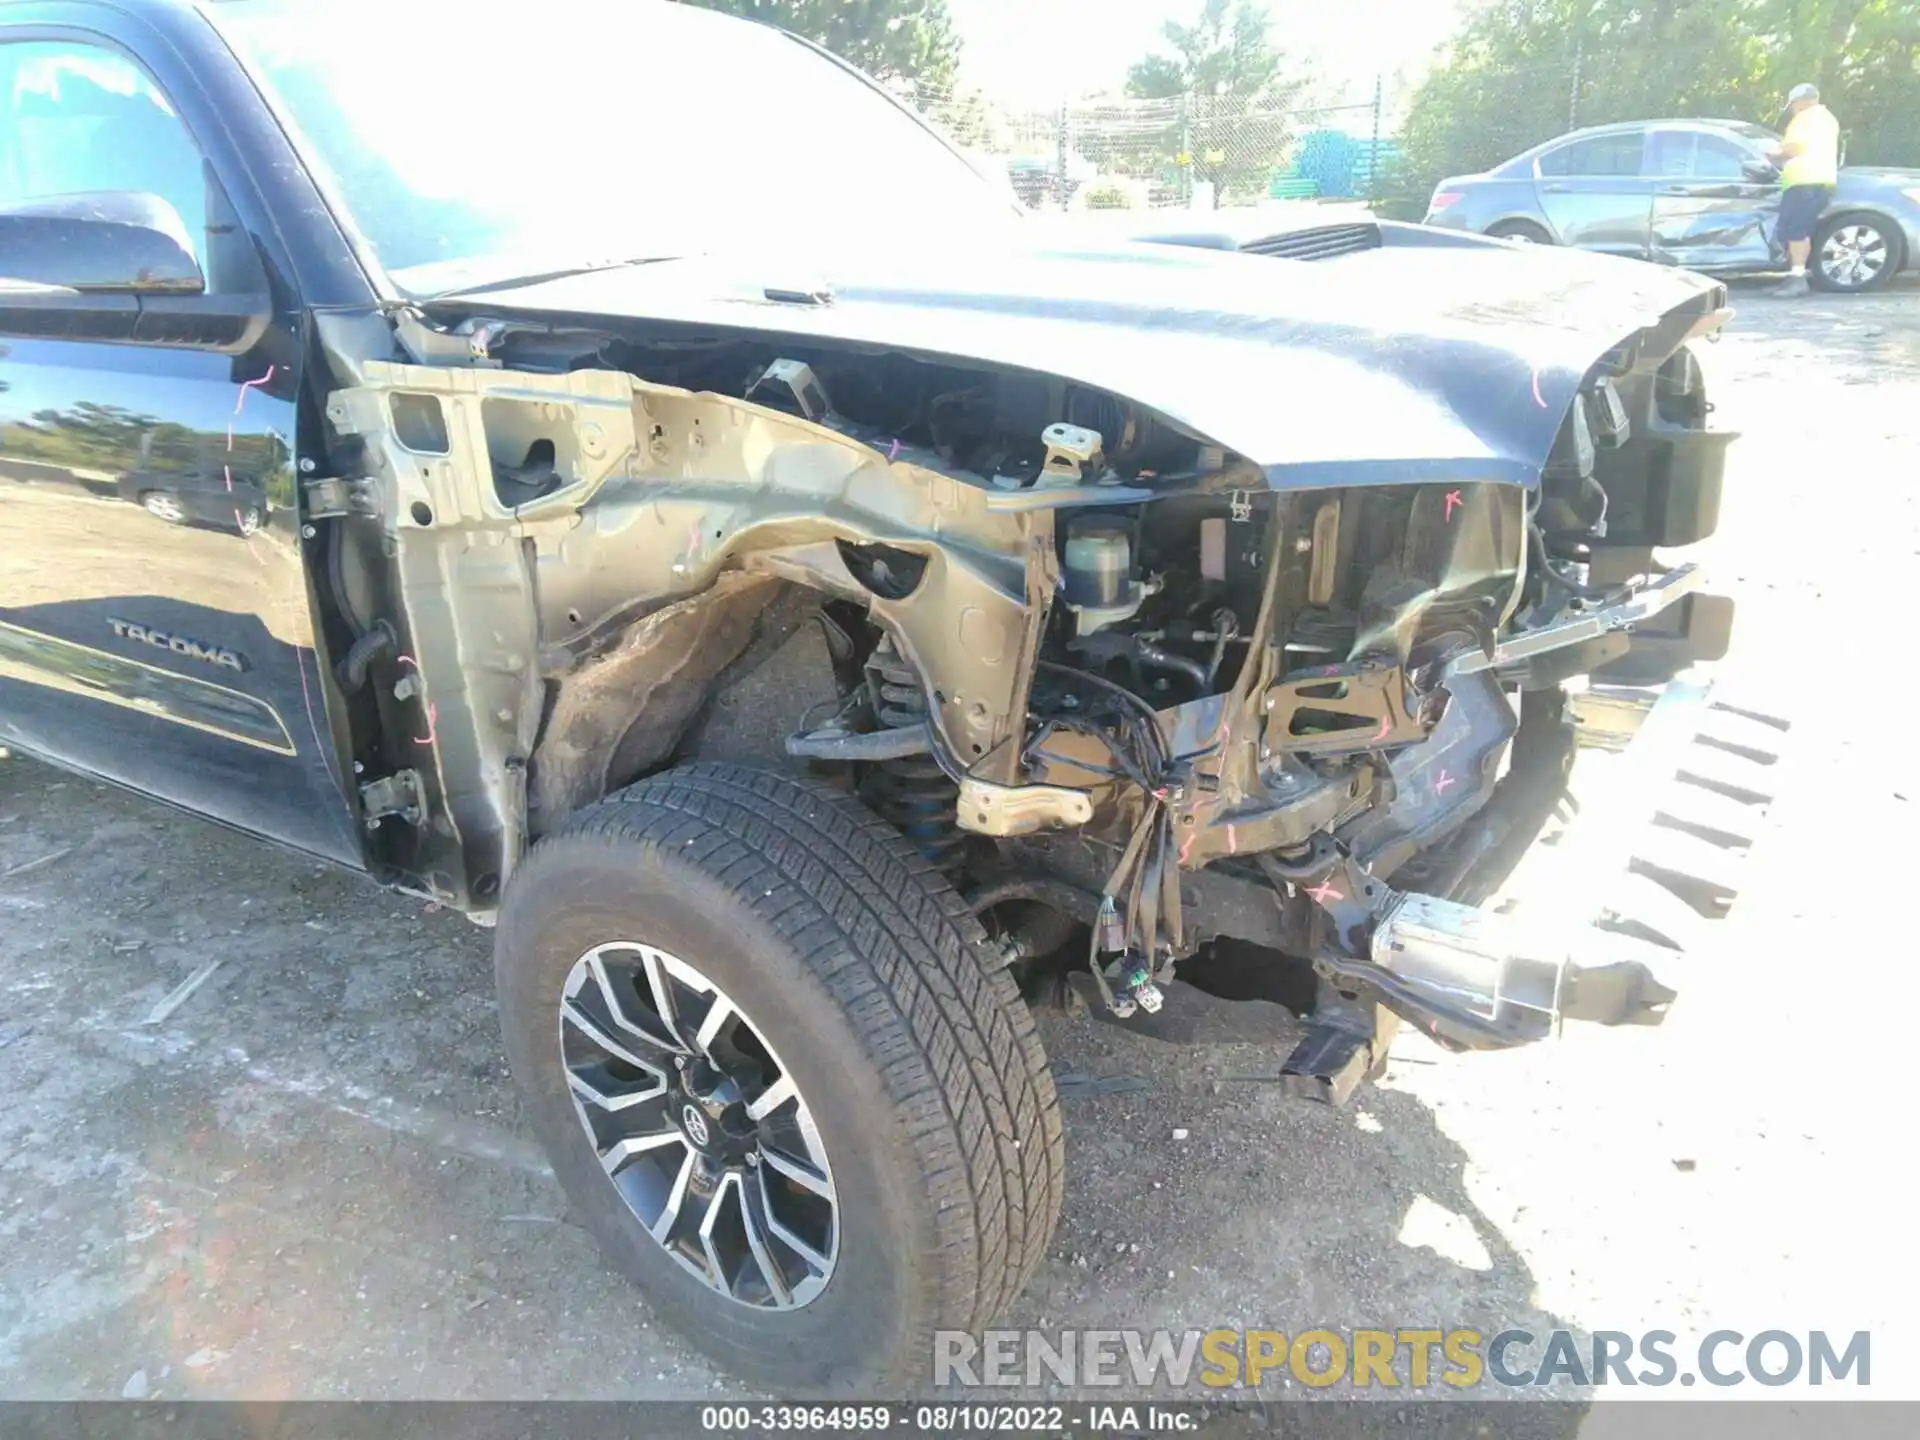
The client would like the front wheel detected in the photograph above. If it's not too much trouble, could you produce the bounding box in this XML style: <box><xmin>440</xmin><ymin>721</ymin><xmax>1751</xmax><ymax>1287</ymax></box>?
<box><xmin>139</xmin><ymin>490</ymin><xmax>187</xmax><ymax>524</ymax></box>
<box><xmin>495</xmin><ymin>764</ymin><xmax>1063</xmax><ymax>1391</ymax></box>
<box><xmin>1811</xmin><ymin>214</ymin><xmax>1901</xmax><ymax>292</ymax></box>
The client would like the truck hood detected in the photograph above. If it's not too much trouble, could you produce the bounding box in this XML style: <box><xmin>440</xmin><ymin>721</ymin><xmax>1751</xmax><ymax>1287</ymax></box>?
<box><xmin>433</xmin><ymin>229</ymin><xmax>1728</xmax><ymax>491</ymax></box>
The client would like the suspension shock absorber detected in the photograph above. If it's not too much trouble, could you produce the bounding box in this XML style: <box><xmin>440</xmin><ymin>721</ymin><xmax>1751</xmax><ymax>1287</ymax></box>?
<box><xmin>860</xmin><ymin>638</ymin><xmax>967</xmax><ymax>873</ymax></box>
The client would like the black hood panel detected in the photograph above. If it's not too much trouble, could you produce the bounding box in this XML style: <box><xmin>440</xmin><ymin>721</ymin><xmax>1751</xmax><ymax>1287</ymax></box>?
<box><xmin>437</xmin><ymin>229</ymin><xmax>1728</xmax><ymax>493</ymax></box>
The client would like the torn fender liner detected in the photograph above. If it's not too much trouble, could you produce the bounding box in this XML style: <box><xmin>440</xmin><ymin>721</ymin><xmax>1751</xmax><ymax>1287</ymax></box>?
<box><xmin>431</xmin><ymin>230</ymin><xmax>1729</xmax><ymax>492</ymax></box>
<box><xmin>529</xmin><ymin>571</ymin><xmax>781</xmax><ymax>834</ymax></box>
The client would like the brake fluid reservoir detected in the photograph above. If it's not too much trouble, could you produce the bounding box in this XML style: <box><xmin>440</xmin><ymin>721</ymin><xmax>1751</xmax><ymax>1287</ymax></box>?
<box><xmin>1062</xmin><ymin>516</ymin><xmax>1152</xmax><ymax>636</ymax></box>
<box><xmin>1063</xmin><ymin>516</ymin><xmax>1130</xmax><ymax>609</ymax></box>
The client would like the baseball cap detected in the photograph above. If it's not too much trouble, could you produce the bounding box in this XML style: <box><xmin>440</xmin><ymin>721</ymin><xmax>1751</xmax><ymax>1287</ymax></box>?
<box><xmin>1787</xmin><ymin>82</ymin><xmax>1819</xmax><ymax>102</ymax></box>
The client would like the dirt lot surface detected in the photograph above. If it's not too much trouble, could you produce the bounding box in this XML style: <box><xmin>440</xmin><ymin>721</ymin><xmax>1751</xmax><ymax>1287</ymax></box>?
<box><xmin>2</xmin><ymin>277</ymin><xmax>1916</xmax><ymax>1419</ymax></box>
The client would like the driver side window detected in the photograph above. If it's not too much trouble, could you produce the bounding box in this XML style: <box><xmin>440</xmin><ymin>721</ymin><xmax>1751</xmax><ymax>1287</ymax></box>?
<box><xmin>0</xmin><ymin>39</ymin><xmax>248</xmax><ymax>289</ymax></box>
<box><xmin>1691</xmin><ymin>134</ymin><xmax>1753</xmax><ymax>180</ymax></box>
<box><xmin>1648</xmin><ymin>132</ymin><xmax>1700</xmax><ymax>177</ymax></box>
<box><xmin>1648</xmin><ymin>130</ymin><xmax>1754</xmax><ymax>181</ymax></box>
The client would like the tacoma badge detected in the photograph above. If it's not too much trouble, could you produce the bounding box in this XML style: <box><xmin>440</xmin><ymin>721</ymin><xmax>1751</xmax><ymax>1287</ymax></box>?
<box><xmin>108</xmin><ymin>619</ymin><xmax>249</xmax><ymax>673</ymax></box>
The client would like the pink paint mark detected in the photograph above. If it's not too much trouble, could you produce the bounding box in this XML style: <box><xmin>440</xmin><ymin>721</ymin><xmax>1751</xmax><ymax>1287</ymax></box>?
<box><xmin>396</xmin><ymin>654</ymin><xmax>437</xmax><ymax>746</ymax></box>
<box><xmin>1531</xmin><ymin>367</ymin><xmax>1546</xmax><ymax>408</ymax></box>
<box><xmin>1434</xmin><ymin>769</ymin><xmax>1456</xmax><ymax>795</ymax></box>
<box><xmin>1179</xmin><ymin>831</ymin><xmax>1195</xmax><ymax>865</ymax></box>
<box><xmin>1373</xmin><ymin>713</ymin><xmax>1393</xmax><ymax>744</ymax></box>
<box><xmin>1307</xmin><ymin>878</ymin><xmax>1344</xmax><ymax>905</ymax></box>
<box><xmin>1226</xmin><ymin>825</ymin><xmax>1238</xmax><ymax>853</ymax></box>
<box><xmin>227</xmin><ymin>366</ymin><xmax>275</xmax><ymax>548</ymax></box>
<box><xmin>227</xmin><ymin>365</ymin><xmax>277</xmax><ymax>450</ymax></box>
<box><xmin>1443</xmin><ymin>489</ymin><xmax>1464</xmax><ymax>521</ymax></box>
<box><xmin>886</xmin><ymin>438</ymin><xmax>902</xmax><ymax>463</ymax></box>
<box><xmin>234</xmin><ymin>365</ymin><xmax>276</xmax><ymax>414</ymax></box>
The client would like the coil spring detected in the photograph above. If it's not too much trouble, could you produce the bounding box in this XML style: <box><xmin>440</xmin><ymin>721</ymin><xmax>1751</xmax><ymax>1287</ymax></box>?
<box><xmin>863</xmin><ymin>642</ymin><xmax>967</xmax><ymax>873</ymax></box>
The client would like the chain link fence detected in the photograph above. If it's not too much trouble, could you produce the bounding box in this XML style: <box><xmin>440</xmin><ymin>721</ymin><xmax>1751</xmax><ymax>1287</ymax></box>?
<box><xmin>905</xmin><ymin>82</ymin><xmax>1399</xmax><ymax>214</ymax></box>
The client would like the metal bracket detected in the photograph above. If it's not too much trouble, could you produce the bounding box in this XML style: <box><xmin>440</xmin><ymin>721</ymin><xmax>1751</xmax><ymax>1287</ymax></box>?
<box><xmin>302</xmin><ymin>477</ymin><xmax>376</xmax><ymax>521</ymax></box>
<box><xmin>1038</xmin><ymin>423</ymin><xmax>1104</xmax><ymax>486</ymax></box>
<box><xmin>1448</xmin><ymin>564</ymin><xmax>1705</xmax><ymax>679</ymax></box>
<box><xmin>746</xmin><ymin>359</ymin><xmax>833</xmax><ymax>422</ymax></box>
<box><xmin>1280</xmin><ymin>980</ymin><xmax>1399</xmax><ymax>1106</ymax></box>
<box><xmin>1262</xmin><ymin>659</ymin><xmax>1427</xmax><ymax>757</ymax></box>
<box><xmin>956</xmin><ymin>776</ymin><xmax>1094</xmax><ymax>837</ymax></box>
<box><xmin>359</xmin><ymin>769</ymin><xmax>426</xmax><ymax>829</ymax></box>
<box><xmin>392</xmin><ymin>309</ymin><xmax>506</xmax><ymax>368</ymax></box>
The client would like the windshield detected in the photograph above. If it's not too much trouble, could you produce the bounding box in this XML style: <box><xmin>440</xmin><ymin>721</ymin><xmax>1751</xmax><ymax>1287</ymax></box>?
<box><xmin>209</xmin><ymin>0</ymin><xmax>1017</xmax><ymax>296</ymax></box>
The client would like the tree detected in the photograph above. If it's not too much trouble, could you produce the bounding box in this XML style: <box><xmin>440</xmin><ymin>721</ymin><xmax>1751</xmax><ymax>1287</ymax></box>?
<box><xmin>682</xmin><ymin>0</ymin><xmax>961</xmax><ymax>91</ymax></box>
<box><xmin>922</xmin><ymin>85</ymin><xmax>1007</xmax><ymax>152</ymax></box>
<box><xmin>1127</xmin><ymin>0</ymin><xmax>1293</xmax><ymax>103</ymax></box>
<box><xmin>1123</xmin><ymin>0</ymin><xmax>1307</xmax><ymax>204</ymax></box>
<box><xmin>1754</xmin><ymin>0</ymin><xmax>1920</xmax><ymax>170</ymax></box>
<box><xmin>1390</xmin><ymin>0</ymin><xmax>1919</xmax><ymax>219</ymax></box>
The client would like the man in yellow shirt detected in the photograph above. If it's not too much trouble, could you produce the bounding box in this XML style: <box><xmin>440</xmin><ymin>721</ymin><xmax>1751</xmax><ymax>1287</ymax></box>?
<box><xmin>1768</xmin><ymin>83</ymin><xmax>1840</xmax><ymax>296</ymax></box>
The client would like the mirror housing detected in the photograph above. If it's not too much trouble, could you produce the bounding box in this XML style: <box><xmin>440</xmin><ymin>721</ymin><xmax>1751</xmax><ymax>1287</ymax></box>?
<box><xmin>0</xmin><ymin>189</ymin><xmax>270</xmax><ymax>351</ymax></box>
<box><xmin>0</xmin><ymin>191</ymin><xmax>206</xmax><ymax>294</ymax></box>
<box><xmin>1741</xmin><ymin>158</ymin><xmax>1780</xmax><ymax>184</ymax></box>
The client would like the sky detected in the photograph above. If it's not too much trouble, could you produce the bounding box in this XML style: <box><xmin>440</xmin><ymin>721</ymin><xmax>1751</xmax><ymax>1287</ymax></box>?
<box><xmin>943</xmin><ymin>0</ymin><xmax>1469</xmax><ymax>109</ymax></box>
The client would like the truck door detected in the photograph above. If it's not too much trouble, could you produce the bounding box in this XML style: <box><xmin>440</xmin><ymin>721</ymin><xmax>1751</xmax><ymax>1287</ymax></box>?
<box><xmin>0</xmin><ymin>31</ymin><xmax>360</xmax><ymax>865</ymax></box>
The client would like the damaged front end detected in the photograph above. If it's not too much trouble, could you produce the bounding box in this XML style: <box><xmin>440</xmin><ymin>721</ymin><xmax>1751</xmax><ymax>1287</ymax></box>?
<box><xmin>310</xmin><ymin>241</ymin><xmax>1737</xmax><ymax>1104</ymax></box>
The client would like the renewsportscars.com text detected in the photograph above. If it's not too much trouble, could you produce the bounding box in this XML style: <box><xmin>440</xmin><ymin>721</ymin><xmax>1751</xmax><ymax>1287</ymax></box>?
<box><xmin>934</xmin><ymin>1328</ymin><xmax>1872</xmax><ymax>1390</ymax></box>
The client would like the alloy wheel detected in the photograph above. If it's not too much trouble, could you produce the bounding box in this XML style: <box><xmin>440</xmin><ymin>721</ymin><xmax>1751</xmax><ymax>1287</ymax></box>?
<box><xmin>142</xmin><ymin>492</ymin><xmax>187</xmax><ymax>523</ymax></box>
<box><xmin>1819</xmin><ymin>224</ymin><xmax>1889</xmax><ymax>289</ymax></box>
<box><xmin>558</xmin><ymin>941</ymin><xmax>837</xmax><ymax>1309</ymax></box>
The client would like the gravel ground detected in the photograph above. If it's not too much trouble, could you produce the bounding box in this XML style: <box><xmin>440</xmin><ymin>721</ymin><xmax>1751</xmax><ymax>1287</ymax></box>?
<box><xmin>1</xmin><ymin>276</ymin><xmax>1915</xmax><ymax>1415</ymax></box>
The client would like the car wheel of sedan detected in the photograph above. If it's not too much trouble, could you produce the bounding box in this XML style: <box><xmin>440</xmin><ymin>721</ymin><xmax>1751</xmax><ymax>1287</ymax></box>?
<box><xmin>495</xmin><ymin>763</ymin><xmax>1063</xmax><ymax>1391</ymax></box>
<box><xmin>1488</xmin><ymin>219</ymin><xmax>1553</xmax><ymax>244</ymax></box>
<box><xmin>140</xmin><ymin>491</ymin><xmax>187</xmax><ymax>523</ymax></box>
<box><xmin>1811</xmin><ymin>215</ymin><xmax>1900</xmax><ymax>293</ymax></box>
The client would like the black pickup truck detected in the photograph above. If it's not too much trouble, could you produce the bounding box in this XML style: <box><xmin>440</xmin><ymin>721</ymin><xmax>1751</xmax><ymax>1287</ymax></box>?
<box><xmin>1</xmin><ymin>0</ymin><xmax>1744</xmax><ymax>1392</ymax></box>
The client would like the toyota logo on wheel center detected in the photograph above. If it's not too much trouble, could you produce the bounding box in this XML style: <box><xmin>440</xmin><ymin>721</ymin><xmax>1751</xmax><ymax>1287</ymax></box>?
<box><xmin>682</xmin><ymin>1104</ymin><xmax>711</xmax><ymax>1147</ymax></box>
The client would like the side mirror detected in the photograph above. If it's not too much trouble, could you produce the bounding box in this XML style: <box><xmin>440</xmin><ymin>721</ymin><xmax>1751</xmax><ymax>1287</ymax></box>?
<box><xmin>0</xmin><ymin>192</ymin><xmax>206</xmax><ymax>294</ymax></box>
<box><xmin>1741</xmin><ymin>158</ymin><xmax>1779</xmax><ymax>183</ymax></box>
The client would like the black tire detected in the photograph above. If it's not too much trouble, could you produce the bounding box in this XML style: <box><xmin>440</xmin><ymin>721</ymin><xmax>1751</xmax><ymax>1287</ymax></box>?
<box><xmin>1488</xmin><ymin>219</ymin><xmax>1554</xmax><ymax>244</ymax></box>
<box><xmin>495</xmin><ymin>763</ymin><xmax>1063</xmax><ymax>1392</ymax></box>
<box><xmin>1809</xmin><ymin>212</ymin><xmax>1902</xmax><ymax>293</ymax></box>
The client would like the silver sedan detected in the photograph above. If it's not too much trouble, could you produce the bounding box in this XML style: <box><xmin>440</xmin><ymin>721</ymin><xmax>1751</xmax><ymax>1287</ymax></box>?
<box><xmin>1424</xmin><ymin>118</ymin><xmax>1920</xmax><ymax>292</ymax></box>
